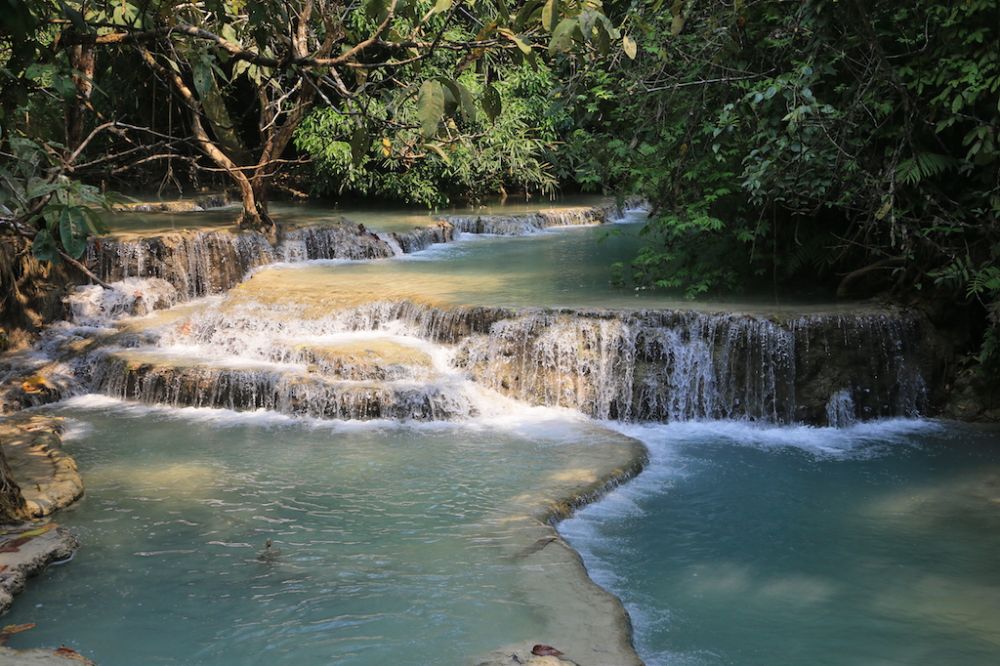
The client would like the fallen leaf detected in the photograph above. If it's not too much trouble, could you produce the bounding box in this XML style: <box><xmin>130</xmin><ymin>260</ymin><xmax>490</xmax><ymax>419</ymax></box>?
<box><xmin>531</xmin><ymin>644</ymin><xmax>564</xmax><ymax>657</ymax></box>
<box><xmin>54</xmin><ymin>646</ymin><xmax>90</xmax><ymax>662</ymax></box>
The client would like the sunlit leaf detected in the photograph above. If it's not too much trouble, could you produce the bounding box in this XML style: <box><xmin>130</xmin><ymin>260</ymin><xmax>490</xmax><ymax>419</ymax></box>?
<box><xmin>417</xmin><ymin>79</ymin><xmax>445</xmax><ymax>138</ymax></box>
<box><xmin>623</xmin><ymin>35</ymin><xmax>637</xmax><ymax>59</ymax></box>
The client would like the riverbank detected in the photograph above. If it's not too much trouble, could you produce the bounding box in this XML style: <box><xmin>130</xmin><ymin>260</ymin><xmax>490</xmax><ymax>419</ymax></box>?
<box><xmin>0</xmin><ymin>415</ymin><xmax>84</xmax><ymax>666</ymax></box>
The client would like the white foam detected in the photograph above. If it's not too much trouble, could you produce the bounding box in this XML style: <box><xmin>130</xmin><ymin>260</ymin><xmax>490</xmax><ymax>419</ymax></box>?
<box><xmin>52</xmin><ymin>392</ymin><xmax>590</xmax><ymax>437</ymax></box>
<box><xmin>613</xmin><ymin>418</ymin><xmax>940</xmax><ymax>461</ymax></box>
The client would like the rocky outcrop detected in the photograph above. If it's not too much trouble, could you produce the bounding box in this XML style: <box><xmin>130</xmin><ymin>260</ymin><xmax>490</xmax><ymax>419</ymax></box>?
<box><xmin>0</xmin><ymin>416</ymin><xmax>83</xmax><ymax>518</ymax></box>
<box><xmin>0</xmin><ymin>523</ymin><xmax>79</xmax><ymax>614</ymax></box>
<box><xmin>0</xmin><ymin>416</ymin><xmax>82</xmax><ymax>615</ymax></box>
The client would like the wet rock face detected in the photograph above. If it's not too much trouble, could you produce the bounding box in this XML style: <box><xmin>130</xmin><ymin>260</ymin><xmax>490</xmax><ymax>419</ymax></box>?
<box><xmin>89</xmin><ymin>354</ymin><xmax>476</xmax><ymax>421</ymax></box>
<box><xmin>85</xmin><ymin>223</ymin><xmax>396</xmax><ymax>300</ymax></box>
<box><xmin>0</xmin><ymin>523</ymin><xmax>79</xmax><ymax>614</ymax></box>
<box><xmin>442</xmin><ymin>206</ymin><xmax>610</xmax><ymax>235</ymax></box>
<box><xmin>790</xmin><ymin>314</ymin><xmax>933</xmax><ymax>423</ymax></box>
<box><xmin>277</xmin><ymin>225</ymin><xmax>395</xmax><ymax>262</ymax></box>
<box><xmin>455</xmin><ymin>309</ymin><xmax>935</xmax><ymax>425</ymax></box>
<box><xmin>391</xmin><ymin>222</ymin><xmax>455</xmax><ymax>253</ymax></box>
<box><xmin>86</xmin><ymin>231</ymin><xmax>276</xmax><ymax>298</ymax></box>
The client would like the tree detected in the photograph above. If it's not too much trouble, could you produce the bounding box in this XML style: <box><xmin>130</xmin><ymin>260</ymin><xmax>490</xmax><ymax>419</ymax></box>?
<box><xmin>15</xmin><ymin>0</ymin><xmax>628</xmax><ymax>236</ymax></box>
<box><xmin>559</xmin><ymin>0</ymin><xmax>999</xmax><ymax>367</ymax></box>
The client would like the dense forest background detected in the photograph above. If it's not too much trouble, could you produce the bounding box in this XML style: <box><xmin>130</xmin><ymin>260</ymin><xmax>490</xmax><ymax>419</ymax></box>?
<box><xmin>1</xmin><ymin>1</ymin><xmax>998</xmax><ymax>380</ymax></box>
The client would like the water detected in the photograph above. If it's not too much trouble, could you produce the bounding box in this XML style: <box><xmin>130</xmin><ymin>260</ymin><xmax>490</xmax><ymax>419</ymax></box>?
<box><xmin>8</xmin><ymin>198</ymin><xmax>994</xmax><ymax>665</ymax></box>
<box><xmin>239</xmin><ymin>220</ymin><xmax>855</xmax><ymax>313</ymax></box>
<box><xmin>104</xmin><ymin>195</ymin><xmax>609</xmax><ymax>237</ymax></box>
<box><xmin>560</xmin><ymin>420</ymin><xmax>1000</xmax><ymax>665</ymax></box>
<box><xmin>7</xmin><ymin>401</ymin><xmax>639</xmax><ymax>664</ymax></box>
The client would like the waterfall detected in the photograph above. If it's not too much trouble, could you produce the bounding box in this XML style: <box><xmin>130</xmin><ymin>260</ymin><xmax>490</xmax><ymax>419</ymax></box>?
<box><xmin>442</xmin><ymin>206</ymin><xmax>609</xmax><ymax>235</ymax></box>
<box><xmin>48</xmin><ymin>202</ymin><xmax>937</xmax><ymax>426</ymax></box>
<box><xmin>825</xmin><ymin>389</ymin><xmax>857</xmax><ymax>427</ymax></box>
<box><xmin>88</xmin><ymin>352</ymin><xmax>477</xmax><ymax>420</ymax></box>
<box><xmin>456</xmin><ymin>310</ymin><xmax>797</xmax><ymax>422</ymax></box>
<box><xmin>391</xmin><ymin>223</ymin><xmax>455</xmax><ymax>253</ymax></box>
<box><xmin>86</xmin><ymin>231</ymin><xmax>276</xmax><ymax>299</ymax></box>
<box><xmin>80</xmin><ymin>292</ymin><xmax>932</xmax><ymax>425</ymax></box>
<box><xmin>456</xmin><ymin>309</ymin><xmax>929</xmax><ymax>423</ymax></box>
<box><xmin>277</xmin><ymin>225</ymin><xmax>395</xmax><ymax>262</ymax></box>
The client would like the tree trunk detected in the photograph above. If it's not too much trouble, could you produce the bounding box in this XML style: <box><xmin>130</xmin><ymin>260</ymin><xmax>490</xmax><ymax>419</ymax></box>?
<box><xmin>238</xmin><ymin>175</ymin><xmax>275</xmax><ymax>241</ymax></box>
<box><xmin>0</xmin><ymin>445</ymin><xmax>28</xmax><ymax>523</ymax></box>
<box><xmin>65</xmin><ymin>39</ymin><xmax>96</xmax><ymax>150</ymax></box>
<box><xmin>140</xmin><ymin>48</ymin><xmax>277</xmax><ymax>237</ymax></box>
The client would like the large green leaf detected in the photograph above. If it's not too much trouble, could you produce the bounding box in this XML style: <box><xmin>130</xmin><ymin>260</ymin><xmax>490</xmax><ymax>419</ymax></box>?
<box><xmin>549</xmin><ymin>18</ymin><xmax>578</xmax><ymax>54</ymax></box>
<box><xmin>192</xmin><ymin>59</ymin><xmax>215</xmax><ymax>99</ymax></box>
<box><xmin>350</xmin><ymin>126</ymin><xmax>370</xmax><ymax>166</ymax></box>
<box><xmin>59</xmin><ymin>206</ymin><xmax>89</xmax><ymax>259</ymax></box>
<box><xmin>458</xmin><ymin>83</ymin><xmax>477</xmax><ymax>119</ymax></box>
<box><xmin>435</xmin><ymin>77</ymin><xmax>464</xmax><ymax>117</ymax></box>
<box><xmin>418</xmin><ymin>80</ymin><xmax>445</xmax><ymax>138</ymax></box>
<box><xmin>31</xmin><ymin>229</ymin><xmax>61</xmax><ymax>263</ymax></box>
<box><xmin>481</xmin><ymin>84</ymin><xmax>501</xmax><ymax>122</ymax></box>
<box><xmin>541</xmin><ymin>0</ymin><xmax>559</xmax><ymax>32</ymax></box>
<box><xmin>81</xmin><ymin>207</ymin><xmax>109</xmax><ymax>235</ymax></box>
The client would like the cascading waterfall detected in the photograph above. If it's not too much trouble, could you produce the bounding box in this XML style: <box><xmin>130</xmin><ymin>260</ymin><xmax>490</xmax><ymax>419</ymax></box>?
<box><xmin>277</xmin><ymin>225</ymin><xmax>396</xmax><ymax>262</ymax></box>
<box><xmin>81</xmin><ymin>203</ymin><xmax>635</xmax><ymax>310</ymax></box>
<box><xmin>67</xmin><ymin>288</ymin><xmax>933</xmax><ymax>425</ymax></box>
<box><xmin>86</xmin><ymin>231</ymin><xmax>276</xmax><ymax>298</ymax></box>
<box><xmin>455</xmin><ymin>309</ymin><xmax>928</xmax><ymax>424</ymax></box>
<box><xmin>442</xmin><ymin>207</ymin><xmax>610</xmax><ymax>235</ymax></box>
<box><xmin>390</xmin><ymin>223</ymin><xmax>455</xmax><ymax>253</ymax></box>
<box><xmin>85</xmin><ymin>224</ymin><xmax>397</xmax><ymax>300</ymax></box>
<box><xmin>455</xmin><ymin>310</ymin><xmax>798</xmax><ymax>422</ymax></box>
<box><xmin>21</xmin><ymin>202</ymin><xmax>931</xmax><ymax>427</ymax></box>
<box><xmin>87</xmin><ymin>352</ymin><xmax>476</xmax><ymax>420</ymax></box>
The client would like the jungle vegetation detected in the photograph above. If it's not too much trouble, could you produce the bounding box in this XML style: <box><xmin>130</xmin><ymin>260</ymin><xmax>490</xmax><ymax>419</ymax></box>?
<box><xmin>1</xmin><ymin>0</ymin><xmax>998</xmax><ymax>373</ymax></box>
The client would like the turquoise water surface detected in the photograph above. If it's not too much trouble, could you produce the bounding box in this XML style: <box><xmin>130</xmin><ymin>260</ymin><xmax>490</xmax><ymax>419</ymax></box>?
<box><xmin>7</xmin><ymin>400</ymin><xmax>624</xmax><ymax>665</ymax></box>
<box><xmin>560</xmin><ymin>420</ymin><xmax>1000</xmax><ymax>665</ymax></box>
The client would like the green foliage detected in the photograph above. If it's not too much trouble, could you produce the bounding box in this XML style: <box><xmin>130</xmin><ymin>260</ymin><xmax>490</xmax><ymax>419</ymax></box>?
<box><xmin>0</xmin><ymin>131</ymin><xmax>112</xmax><ymax>262</ymax></box>
<box><xmin>560</xmin><ymin>0</ymin><xmax>1000</xmax><ymax>368</ymax></box>
<box><xmin>296</xmin><ymin>64</ymin><xmax>569</xmax><ymax>207</ymax></box>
